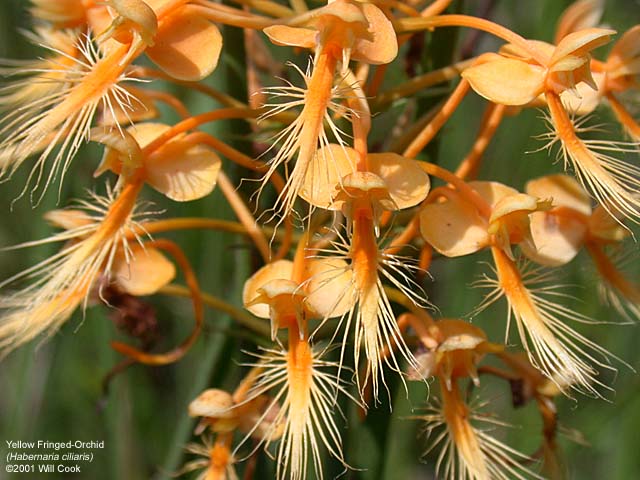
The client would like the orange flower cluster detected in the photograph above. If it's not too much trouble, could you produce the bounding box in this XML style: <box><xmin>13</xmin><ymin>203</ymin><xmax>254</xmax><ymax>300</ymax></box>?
<box><xmin>0</xmin><ymin>0</ymin><xmax>638</xmax><ymax>478</ymax></box>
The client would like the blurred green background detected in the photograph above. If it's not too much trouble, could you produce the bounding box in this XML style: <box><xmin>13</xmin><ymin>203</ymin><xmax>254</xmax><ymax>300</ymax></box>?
<box><xmin>0</xmin><ymin>0</ymin><xmax>639</xmax><ymax>479</ymax></box>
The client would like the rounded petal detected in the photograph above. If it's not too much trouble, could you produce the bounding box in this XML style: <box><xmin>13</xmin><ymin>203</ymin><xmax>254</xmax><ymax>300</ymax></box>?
<box><xmin>490</xmin><ymin>193</ymin><xmax>539</xmax><ymax>224</ymax></box>
<box><xmin>253</xmin><ymin>279</ymin><xmax>301</xmax><ymax>302</ymax></box>
<box><xmin>263</xmin><ymin>25</ymin><xmax>317</xmax><ymax>49</ymax></box>
<box><xmin>419</xmin><ymin>192</ymin><xmax>489</xmax><ymax>257</ymax></box>
<box><xmin>305</xmin><ymin>258</ymin><xmax>354</xmax><ymax>318</ymax></box>
<box><xmin>243</xmin><ymin>260</ymin><xmax>294</xmax><ymax>318</ymax></box>
<box><xmin>468</xmin><ymin>181</ymin><xmax>518</xmax><ymax>208</ymax></box>
<box><xmin>129</xmin><ymin>122</ymin><xmax>171</xmax><ymax>146</ymax></box>
<box><xmin>109</xmin><ymin>0</ymin><xmax>158</xmax><ymax>45</ymax></box>
<box><xmin>299</xmin><ymin>144</ymin><xmax>357</xmax><ymax>210</ymax></box>
<box><xmin>113</xmin><ymin>245</ymin><xmax>176</xmax><ymax>296</ymax></box>
<box><xmin>146</xmin><ymin>142</ymin><xmax>222</xmax><ymax>201</ymax></box>
<box><xmin>188</xmin><ymin>389</ymin><xmax>235</xmax><ymax>418</ymax></box>
<box><xmin>98</xmin><ymin>123</ymin><xmax>220</xmax><ymax>201</ymax></box>
<box><xmin>144</xmin><ymin>0</ymin><xmax>174</xmax><ymax>10</ymax></box>
<box><xmin>368</xmin><ymin>153</ymin><xmax>430</xmax><ymax>209</ymax></box>
<box><xmin>338</xmin><ymin>171</ymin><xmax>389</xmax><ymax>198</ymax></box>
<box><xmin>146</xmin><ymin>8</ymin><xmax>222</xmax><ymax>81</ymax></box>
<box><xmin>462</xmin><ymin>57</ymin><xmax>545</xmax><ymax>106</ymax></box>
<box><xmin>551</xmin><ymin>27</ymin><xmax>616</xmax><ymax>66</ymax></box>
<box><xmin>525</xmin><ymin>174</ymin><xmax>592</xmax><ymax>215</ymax></box>
<box><xmin>549</xmin><ymin>54</ymin><xmax>589</xmax><ymax>73</ymax></box>
<box><xmin>439</xmin><ymin>333</ymin><xmax>485</xmax><ymax>352</ymax></box>
<box><xmin>436</xmin><ymin>319</ymin><xmax>487</xmax><ymax>345</ymax></box>
<box><xmin>352</xmin><ymin>3</ymin><xmax>398</xmax><ymax>65</ymax></box>
<box><xmin>608</xmin><ymin>25</ymin><xmax>640</xmax><ymax>77</ymax></box>
<box><xmin>555</xmin><ymin>0</ymin><xmax>605</xmax><ymax>43</ymax></box>
<box><xmin>301</xmin><ymin>0</ymin><xmax>367</xmax><ymax>28</ymax></box>
<box><xmin>521</xmin><ymin>211</ymin><xmax>587</xmax><ymax>266</ymax></box>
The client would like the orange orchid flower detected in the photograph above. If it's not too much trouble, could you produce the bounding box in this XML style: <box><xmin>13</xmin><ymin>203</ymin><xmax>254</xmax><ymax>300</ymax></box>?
<box><xmin>523</xmin><ymin>174</ymin><xmax>640</xmax><ymax>322</ymax></box>
<box><xmin>258</xmin><ymin>0</ymin><xmax>398</xmax><ymax>219</ymax></box>
<box><xmin>301</xmin><ymin>143</ymin><xmax>430</xmax><ymax>397</ymax></box>
<box><xmin>236</xmin><ymin>238</ymin><xmax>359</xmax><ymax>480</ymax></box>
<box><xmin>411</xmin><ymin>318</ymin><xmax>542</xmax><ymax>480</ymax></box>
<box><xmin>97</xmin><ymin>122</ymin><xmax>223</xmax><ymax>201</ymax></box>
<box><xmin>0</xmin><ymin>0</ymin><xmax>222</xmax><ymax>199</ymax></box>
<box><xmin>420</xmin><ymin>179</ymin><xmax>614</xmax><ymax>396</ymax></box>
<box><xmin>0</xmin><ymin>182</ymin><xmax>174</xmax><ymax>356</ymax></box>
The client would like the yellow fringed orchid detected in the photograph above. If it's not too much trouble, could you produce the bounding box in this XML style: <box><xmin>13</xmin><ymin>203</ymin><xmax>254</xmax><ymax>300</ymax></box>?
<box><xmin>420</xmin><ymin>179</ymin><xmax>614</xmax><ymax>396</ymax></box>
<box><xmin>523</xmin><ymin>174</ymin><xmax>640</xmax><ymax>322</ymax></box>
<box><xmin>242</xmin><ymin>256</ymin><xmax>353</xmax><ymax>340</ymax></box>
<box><xmin>258</xmin><ymin>0</ymin><xmax>398</xmax><ymax>219</ymax></box>
<box><xmin>408</xmin><ymin>317</ymin><xmax>502</xmax><ymax>390</ymax></box>
<box><xmin>461</xmin><ymin>26</ymin><xmax>640</xmax><ymax>226</ymax></box>
<box><xmin>302</xmin><ymin>143</ymin><xmax>430</xmax><ymax>398</ymax></box>
<box><xmin>238</xmin><ymin>241</ymin><xmax>359</xmax><ymax>480</ymax></box>
<box><xmin>0</xmin><ymin>181</ymin><xmax>175</xmax><ymax>356</ymax></box>
<box><xmin>410</xmin><ymin>318</ymin><xmax>542</xmax><ymax>480</ymax></box>
<box><xmin>97</xmin><ymin>122</ymin><xmax>222</xmax><ymax>202</ymax></box>
<box><xmin>0</xmin><ymin>0</ymin><xmax>223</xmax><ymax>198</ymax></box>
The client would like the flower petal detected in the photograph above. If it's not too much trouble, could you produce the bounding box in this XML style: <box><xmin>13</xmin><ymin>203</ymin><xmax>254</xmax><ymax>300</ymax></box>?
<box><xmin>108</xmin><ymin>0</ymin><xmax>158</xmax><ymax>46</ymax></box>
<box><xmin>521</xmin><ymin>211</ymin><xmax>586</xmax><ymax>266</ymax></box>
<box><xmin>559</xmin><ymin>71</ymin><xmax>604</xmax><ymax>115</ymax></box>
<box><xmin>44</xmin><ymin>209</ymin><xmax>94</xmax><ymax>230</ymax></box>
<box><xmin>189</xmin><ymin>389</ymin><xmax>235</xmax><ymax>418</ymax></box>
<box><xmin>299</xmin><ymin>144</ymin><xmax>357</xmax><ymax>210</ymax></box>
<box><xmin>462</xmin><ymin>57</ymin><xmax>546</xmax><ymax>106</ymax></box>
<box><xmin>305</xmin><ymin>258</ymin><xmax>354</xmax><ymax>319</ymax></box>
<box><xmin>588</xmin><ymin>206</ymin><xmax>629</xmax><ymax>241</ymax></box>
<box><xmin>555</xmin><ymin>0</ymin><xmax>605</xmax><ymax>43</ymax></box>
<box><xmin>368</xmin><ymin>153</ymin><xmax>430</xmax><ymax>209</ymax></box>
<box><xmin>352</xmin><ymin>3</ymin><xmax>398</xmax><ymax>65</ymax></box>
<box><xmin>525</xmin><ymin>174</ymin><xmax>592</xmax><ymax>215</ymax></box>
<box><xmin>98</xmin><ymin>122</ymin><xmax>221</xmax><ymax>201</ymax></box>
<box><xmin>490</xmin><ymin>193</ymin><xmax>540</xmax><ymax>224</ymax></box>
<box><xmin>551</xmin><ymin>27</ymin><xmax>615</xmax><ymax>67</ymax></box>
<box><xmin>469</xmin><ymin>181</ymin><xmax>519</xmax><ymax>208</ymax></box>
<box><xmin>146</xmin><ymin>141</ymin><xmax>222</xmax><ymax>201</ymax></box>
<box><xmin>499</xmin><ymin>41</ymin><xmax>555</xmax><ymax>62</ymax></box>
<box><xmin>146</xmin><ymin>7</ymin><xmax>222</xmax><ymax>81</ymax></box>
<box><xmin>419</xmin><ymin>191</ymin><xmax>489</xmax><ymax>257</ymax></box>
<box><xmin>243</xmin><ymin>260</ymin><xmax>294</xmax><ymax>318</ymax></box>
<box><xmin>608</xmin><ymin>25</ymin><xmax>640</xmax><ymax>78</ymax></box>
<box><xmin>438</xmin><ymin>333</ymin><xmax>485</xmax><ymax>352</ymax></box>
<box><xmin>263</xmin><ymin>25</ymin><xmax>317</xmax><ymax>49</ymax></box>
<box><xmin>97</xmin><ymin>122</ymin><xmax>170</xmax><ymax>176</ymax></box>
<box><xmin>113</xmin><ymin>245</ymin><xmax>176</xmax><ymax>296</ymax></box>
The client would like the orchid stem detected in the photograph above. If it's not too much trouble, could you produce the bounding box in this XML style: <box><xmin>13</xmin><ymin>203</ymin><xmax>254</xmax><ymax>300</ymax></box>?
<box><xmin>160</xmin><ymin>284</ymin><xmax>271</xmax><ymax>337</ymax></box>
<box><xmin>403</xmin><ymin>79</ymin><xmax>470</xmax><ymax>158</ymax></box>
<box><xmin>455</xmin><ymin>102</ymin><xmax>506</xmax><ymax>180</ymax></box>
<box><xmin>217</xmin><ymin>171</ymin><xmax>272</xmax><ymax>262</ymax></box>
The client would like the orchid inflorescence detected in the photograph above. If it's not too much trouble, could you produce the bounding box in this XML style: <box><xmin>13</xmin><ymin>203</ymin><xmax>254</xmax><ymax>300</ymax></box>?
<box><xmin>1</xmin><ymin>0</ymin><xmax>639</xmax><ymax>478</ymax></box>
